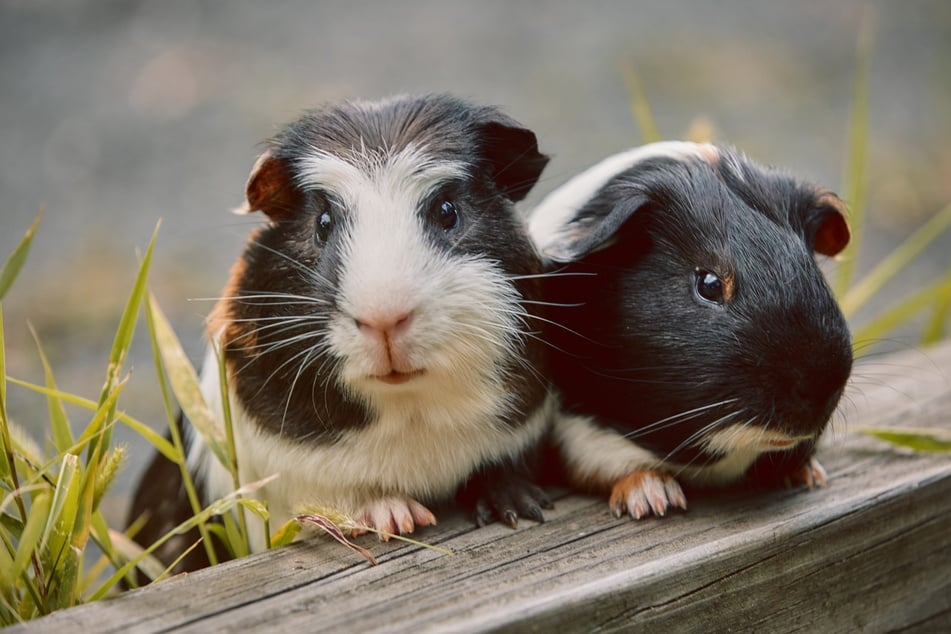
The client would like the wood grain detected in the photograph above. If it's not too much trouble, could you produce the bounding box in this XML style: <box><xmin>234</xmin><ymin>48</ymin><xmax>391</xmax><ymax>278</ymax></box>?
<box><xmin>11</xmin><ymin>342</ymin><xmax>951</xmax><ymax>633</ymax></box>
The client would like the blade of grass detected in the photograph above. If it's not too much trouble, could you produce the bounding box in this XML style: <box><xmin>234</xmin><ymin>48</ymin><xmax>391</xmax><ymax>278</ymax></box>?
<box><xmin>0</xmin><ymin>305</ymin><xmax>46</xmax><ymax>609</ymax></box>
<box><xmin>0</xmin><ymin>210</ymin><xmax>42</xmax><ymax>303</ymax></box>
<box><xmin>852</xmin><ymin>274</ymin><xmax>951</xmax><ymax>347</ymax></box>
<box><xmin>840</xmin><ymin>201</ymin><xmax>951</xmax><ymax>318</ymax></box>
<box><xmin>835</xmin><ymin>10</ymin><xmax>875</xmax><ymax>296</ymax></box>
<box><xmin>40</xmin><ymin>454</ymin><xmax>80</xmax><ymax>557</ymax></box>
<box><xmin>922</xmin><ymin>270</ymin><xmax>951</xmax><ymax>345</ymax></box>
<box><xmin>89</xmin><ymin>222</ymin><xmax>160</xmax><ymax>465</ymax></box>
<box><xmin>147</xmin><ymin>294</ymin><xmax>228</xmax><ymax>466</ymax></box>
<box><xmin>214</xmin><ymin>339</ymin><xmax>250</xmax><ymax>551</ymax></box>
<box><xmin>89</xmin><ymin>474</ymin><xmax>277</xmax><ymax>601</ymax></box>
<box><xmin>27</xmin><ymin>325</ymin><xmax>73</xmax><ymax>453</ymax></box>
<box><xmin>5</xmin><ymin>378</ymin><xmax>178</xmax><ymax>462</ymax></box>
<box><xmin>621</xmin><ymin>60</ymin><xmax>662</xmax><ymax>144</ymax></box>
<box><xmin>858</xmin><ymin>427</ymin><xmax>951</xmax><ymax>452</ymax></box>
<box><xmin>145</xmin><ymin>292</ymin><xmax>223</xmax><ymax>566</ymax></box>
<box><xmin>12</xmin><ymin>491</ymin><xmax>50</xmax><ymax>609</ymax></box>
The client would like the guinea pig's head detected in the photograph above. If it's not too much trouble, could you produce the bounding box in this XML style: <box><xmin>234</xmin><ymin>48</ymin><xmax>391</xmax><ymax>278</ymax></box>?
<box><xmin>533</xmin><ymin>142</ymin><xmax>852</xmax><ymax>467</ymax></box>
<box><xmin>214</xmin><ymin>94</ymin><xmax>550</xmax><ymax>440</ymax></box>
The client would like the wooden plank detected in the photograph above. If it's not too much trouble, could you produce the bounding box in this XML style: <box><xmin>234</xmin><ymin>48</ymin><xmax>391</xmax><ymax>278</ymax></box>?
<box><xmin>11</xmin><ymin>342</ymin><xmax>951</xmax><ymax>633</ymax></box>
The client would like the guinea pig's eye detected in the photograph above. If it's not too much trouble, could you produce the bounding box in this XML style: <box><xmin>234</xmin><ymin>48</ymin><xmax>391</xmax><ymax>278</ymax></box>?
<box><xmin>430</xmin><ymin>199</ymin><xmax>459</xmax><ymax>231</ymax></box>
<box><xmin>694</xmin><ymin>269</ymin><xmax>725</xmax><ymax>305</ymax></box>
<box><xmin>315</xmin><ymin>210</ymin><xmax>334</xmax><ymax>243</ymax></box>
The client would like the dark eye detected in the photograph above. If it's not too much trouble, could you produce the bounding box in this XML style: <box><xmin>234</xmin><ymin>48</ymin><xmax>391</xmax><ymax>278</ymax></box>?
<box><xmin>695</xmin><ymin>268</ymin><xmax>725</xmax><ymax>304</ymax></box>
<box><xmin>432</xmin><ymin>200</ymin><xmax>459</xmax><ymax>231</ymax></box>
<box><xmin>315</xmin><ymin>210</ymin><xmax>333</xmax><ymax>243</ymax></box>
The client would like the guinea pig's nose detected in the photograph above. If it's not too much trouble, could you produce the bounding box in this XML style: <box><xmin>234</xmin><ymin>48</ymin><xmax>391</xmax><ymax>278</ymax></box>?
<box><xmin>355</xmin><ymin>310</ymin><xmax>415</xmax><ymax>339</ymax></box>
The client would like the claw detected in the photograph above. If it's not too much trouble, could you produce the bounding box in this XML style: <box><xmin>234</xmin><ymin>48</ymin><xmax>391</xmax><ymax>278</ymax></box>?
<box><xmin>465</xmin><ymin>471</ymin><xmax>551</xmax><ymax>529</ymax></box>
<box><xmin>784</xmin><ymin>457</ymin><xmax>828</xmax><ymax>490</ymax></box>
<box><xmin>353</xmin><ymin>496</ymin><xmax>437</xmax><ymax>539</ymax></box>
<box><xmin>609</xmin><ymin>470</ymin><xmax>687</xmax><ymax>520</ymax></box>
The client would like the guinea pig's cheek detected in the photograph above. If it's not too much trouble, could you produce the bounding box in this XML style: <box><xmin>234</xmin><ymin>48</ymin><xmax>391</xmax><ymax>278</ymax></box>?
<box><xmin>704</xmin><ymin>424</ymin><xmax>804</xmax><ymax>454</ymax></box>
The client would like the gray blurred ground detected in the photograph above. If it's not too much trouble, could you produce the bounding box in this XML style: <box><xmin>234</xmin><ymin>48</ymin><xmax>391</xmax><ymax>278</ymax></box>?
<box><xmin>1</xmin><ymin>1</ymin><xmax>949</xmax><ymax>524</ymax></box>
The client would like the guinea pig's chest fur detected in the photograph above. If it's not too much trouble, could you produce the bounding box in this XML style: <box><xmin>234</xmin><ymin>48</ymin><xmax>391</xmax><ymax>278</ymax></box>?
<box><xmin>191</xmin><ymin>346</ymin><xmax>553</xmax><ymax>545</ymax></box>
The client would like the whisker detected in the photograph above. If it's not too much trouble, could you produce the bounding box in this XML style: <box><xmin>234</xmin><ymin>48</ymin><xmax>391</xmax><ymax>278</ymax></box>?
<box><xmin>625</xmin><ymin>398</ymin><xmax>742</xmax><ymax>439</ymax></box>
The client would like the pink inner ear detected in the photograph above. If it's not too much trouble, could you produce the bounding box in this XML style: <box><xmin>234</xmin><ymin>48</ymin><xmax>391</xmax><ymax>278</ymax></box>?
<box><xmin>813</xmin><ymin>208</ymin><xmax>851</xmax><ymax>256</ymax></box>
<box><xmin>244</xmin><ymin>153</ymin><xmax>301</xmax><ymax>219</ymax></box>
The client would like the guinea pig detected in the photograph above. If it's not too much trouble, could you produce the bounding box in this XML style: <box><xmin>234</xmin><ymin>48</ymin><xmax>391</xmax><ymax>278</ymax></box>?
<box><xmin>129</xmin><ymin>94</ymin><xmax>554</xmax><ymax>570</ymax></box>
<box><xmin>529</xmin><ymin>141</ymin><xmax>852</xmax><ymax>520</ymax></box>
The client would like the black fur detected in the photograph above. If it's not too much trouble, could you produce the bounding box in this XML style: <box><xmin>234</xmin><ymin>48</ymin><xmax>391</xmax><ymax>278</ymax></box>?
<box><xmin>542</xmin><ymin>148</ymin><xmax>852</xmax><ymax>477</ymax></box>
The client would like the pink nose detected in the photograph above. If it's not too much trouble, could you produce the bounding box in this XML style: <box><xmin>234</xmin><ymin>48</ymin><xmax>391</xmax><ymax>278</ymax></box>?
<box><xmin>355</xmin><ymin>311</ymin><xmax>414</xmax><ymax>339</ymax></box>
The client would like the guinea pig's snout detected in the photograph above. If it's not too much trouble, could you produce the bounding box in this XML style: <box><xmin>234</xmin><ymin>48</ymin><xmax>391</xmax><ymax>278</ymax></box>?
<box><xmin>778</xmin><ymin>344</ymin><xmax>852</xmax><ymax>433</ymax></box>
<box><xmin>351</xmin><ymin>306</ymin><xmax>425</xmax><ymax>382</ymax></box>
<box><xmin>354</xmin><ymin>310</ymin><xmax>414</xmax><ymax>340</ymax></box>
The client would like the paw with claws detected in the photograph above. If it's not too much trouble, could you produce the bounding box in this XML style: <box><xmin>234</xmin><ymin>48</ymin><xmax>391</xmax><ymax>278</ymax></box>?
<box><xmin>609</xmin><ymin>470</ymin><xmax>688</xmax><ymax>520</ymax></box>
<box><xmin>473</xmin><ymin>477</ymin><xmax>553</xmax><ymax>529</ymax></box>
<box><xmin>784</xmin><ymin>457</ymin><xmax>828</xmax><ymax>490</ymax></box>
<box><xmin>460</xmin><ymin>464</ymin><xmax>553</xmax><ymax>529</ymax></box>
<box><xmin>350</xmin><ymin>496</ymin><xmax>437</xmax><ymax>540</ymax></box>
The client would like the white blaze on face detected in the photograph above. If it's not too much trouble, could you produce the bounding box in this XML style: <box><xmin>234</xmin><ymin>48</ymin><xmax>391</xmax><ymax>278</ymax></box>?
<box><xmin>296</xmin><ymin>144</ymin><xmax>524</xmax><ymax>408</ymax></box>
<box><xmin>528</xmin><ymin>141</ymin><xmax>719</xmax><ymax>258</ymax></box>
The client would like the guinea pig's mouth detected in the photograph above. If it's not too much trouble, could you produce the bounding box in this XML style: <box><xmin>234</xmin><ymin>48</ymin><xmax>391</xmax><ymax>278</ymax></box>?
<box><xmin>374</xmin><ymin>369</ymin><xmax>426</xmax><ymax>385</ymax></box>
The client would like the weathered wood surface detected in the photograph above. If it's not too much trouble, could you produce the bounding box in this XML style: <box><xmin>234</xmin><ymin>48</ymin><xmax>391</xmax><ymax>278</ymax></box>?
<box><xmin>12</xmin><ymin>342</ymin><xmax>951</xmax><ymax>633</ymax></box>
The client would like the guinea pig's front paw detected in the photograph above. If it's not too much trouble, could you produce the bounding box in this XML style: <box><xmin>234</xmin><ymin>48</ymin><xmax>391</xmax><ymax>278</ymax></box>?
<box><xmin>351</xmin><ymin>496</ymin><xmax>437</xmax><ymax>540</ymax></box>
<box><xmin>473</xmin><ymin>477</ymin><xmax>553</xmax><ymax>529</ymax></box>
<box><xmin>459</xmin><ymin>465</ymin><xmax>552</xmax><ymax>529</ymax></box>
<box><xmin>783</xmin><ymin>457</ymin><xmax>828</xmax><ymax>490</ymax></box>
<box><xmin>609</xmin><ymin>470</ymin><xmax>687</xmax><ymax>520</ymax></box>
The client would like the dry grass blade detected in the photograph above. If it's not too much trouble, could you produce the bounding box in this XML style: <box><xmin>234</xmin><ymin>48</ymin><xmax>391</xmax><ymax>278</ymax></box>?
<box><xmin>296</xmin><ymin>513</ymin><xmax>378</xmax><ymax>565</ymax></box>
<box><xmin>622</xmin><ymin>60</ymin><xmax>662</xmax><ymax>144</ymax></box>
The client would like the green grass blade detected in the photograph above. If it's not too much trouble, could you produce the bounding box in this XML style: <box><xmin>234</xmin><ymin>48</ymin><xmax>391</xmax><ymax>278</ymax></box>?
<box><xmin>40</xmin><ymin>454</ymin><xmax>80</xmax><ymax>558</ymax></box>
<box><xmin>4</xmin><ymin>378</ymin><xmax>178</xmax><ymax>462</ymax></box>
<box><xmin>27</xmin><ymin>325</ymin><xmax>73</xmax><ymax>453</ymax></box>
<box><xmin>840</xmin><ymin>201</ymin><xmax>951</xmax><ymax>318</ymax></box>
<box><xmin>143</xmin><ymin>293</ymin><xmax>221</xmax><ymax>567</ymax></box>
<box><xmin>147</xmin><ymin>293</ymin><xmax>228</xmax><ymax>466</ymax></box>
<box><xmin>214</xmin><ymin>339</ymin><xmax>250</xmax><ymax>551</ymax></box>
<box><xmin>921</xmin><ymin>273</ymin><xmax>951</xmax><ymax>345</ymax></box>
<box><xmin>0</xmin><ymin>210</ymin><xmax>42</xmax><ymax>303</ymax></box>
<box><xmin>834</xmin><ymin>11</ymin><xmax>875</xmax><ymax>296</ymax></box>
<box><xmin>89</xmin><ymin>474</ymin><xmax>277</xmax><ymax>600</ymax></box>
<box><xmin>46</xmin><ymin>544</ymin><xmax>81</xmax><ymax>611</ymax></box>
<box><xmin>622</xmin><ymin>60</ymin><xmax>662</xmax><ymax>144</ymax></box>
<box><xmin>858</xmin><ymin>427</ymin><xmax>951</xmax><ymax>452</ymax></box>
<box><xmin>90</xmin><ymin>222</ymin><xmax>160</xmax><ymax>464</ymax></box>
<box><xmin>1</xmin><ymin>304</ymin><xmax>9</xmax><ymax>482</ymax></box>
<box><xmin>12</xmin><ymin>491</ymin><xmax>50</xmax><ymax>596</ymax></box>
<box><xmin>852</xmin><ymin>275</ymin><xmax>951</xmax><ymax>348</ymax></box>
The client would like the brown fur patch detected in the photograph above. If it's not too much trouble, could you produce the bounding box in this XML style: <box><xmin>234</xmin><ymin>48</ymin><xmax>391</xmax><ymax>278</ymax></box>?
<box><xmin>206</xmin><ymin>233</ymin><xmax>257</xmax><ymax>356</ymax></box>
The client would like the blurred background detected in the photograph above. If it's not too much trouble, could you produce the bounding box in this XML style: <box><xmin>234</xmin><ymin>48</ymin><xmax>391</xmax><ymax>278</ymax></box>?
<box><xmin>1</xmin><ymin>0</ymin><xmax>949</xmax><ymax>525</ymax></box>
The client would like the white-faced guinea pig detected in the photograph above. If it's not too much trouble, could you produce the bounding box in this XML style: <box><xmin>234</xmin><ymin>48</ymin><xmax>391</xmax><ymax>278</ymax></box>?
<box><xmin>129</xmin><ymin>94</ymin><xmax>555</xmax><ymax>570</ymax></box>
<box><xmin>529</xmin><ymin>141</ymin><xmax>852</xmax><ymax>520</ymax></box>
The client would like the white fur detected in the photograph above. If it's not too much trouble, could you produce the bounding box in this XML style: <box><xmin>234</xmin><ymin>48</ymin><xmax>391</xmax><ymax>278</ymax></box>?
<box><xmin>528</xmin><ymin>141</ymin><xmax>718</xmax><ymax>258</ymax></box>
<box><xmin>191</xmin><ymin>354</ymin><xmax>555</xmax><ymax>550</ymax></box>
<box><xmin>190</xmin><ymin>143</ymin><xmax>551</xmax><ymax>551</ymax></box>
<box><xmin>553</xmin><ymin>413</ymin><xmax>806</xmax><ymax>489</ymax></box>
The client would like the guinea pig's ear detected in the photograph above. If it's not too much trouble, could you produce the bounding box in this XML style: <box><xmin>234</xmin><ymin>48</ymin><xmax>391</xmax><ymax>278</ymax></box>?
<box><xmin>476</xmin><ymin>113</ymin><xmax>549</xmax><ymax>202</ymax></box>
<box><xmin>808</xmin><ymin>192</ymin><xmax>851</xmax><ymax>257</ymax></box>
<box><xmin>542</xmin><ymin>195</ymin><xmax>651</xmax><ymax>263</ymax></box>
<box><xmin>235</xmin><ymin>150</ymin><xmax>304</xmax><ymax>219</ymax></box>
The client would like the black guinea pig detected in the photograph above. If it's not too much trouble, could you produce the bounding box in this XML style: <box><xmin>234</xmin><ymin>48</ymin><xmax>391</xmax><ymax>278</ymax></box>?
<box><xmin>129</xmin><ymin>94</ymin><xmax>555</xmax><ymax>570</ymax></box>
<box><xmin>529</xmin><ymin>142</ymin><xmax>852</xmax><ymax>520</ymax></box>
